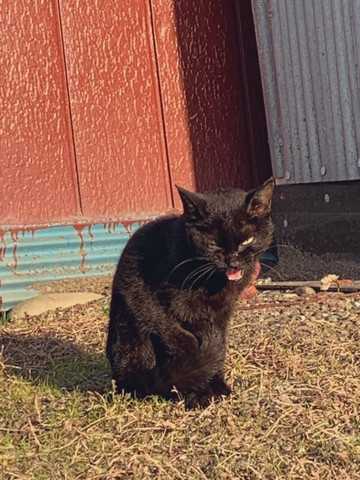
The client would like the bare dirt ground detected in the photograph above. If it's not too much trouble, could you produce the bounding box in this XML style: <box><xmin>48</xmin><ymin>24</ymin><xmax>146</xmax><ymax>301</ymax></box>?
<box><xmin>1</xmin><ymin>250</ymin><xmax>360</xmax><ymax>479</ymax></box>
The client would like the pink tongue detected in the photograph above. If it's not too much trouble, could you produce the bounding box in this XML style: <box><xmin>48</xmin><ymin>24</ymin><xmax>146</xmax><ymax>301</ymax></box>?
<box><xmin>226</xmin><ymin>269</ymin><xmax>243</xmax><ymax>281</ymax></box>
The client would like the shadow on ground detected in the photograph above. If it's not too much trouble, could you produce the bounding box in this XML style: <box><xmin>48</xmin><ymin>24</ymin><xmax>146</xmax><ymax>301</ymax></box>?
<box><xmin>0</xmin><ymin>333</ymin><xmax>111</xmax><ymax>393</ymax></box>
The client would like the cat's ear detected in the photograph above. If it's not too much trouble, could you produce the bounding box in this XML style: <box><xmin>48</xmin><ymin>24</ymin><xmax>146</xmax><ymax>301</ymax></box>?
<box><xmin>176</xmin><ymin>186</ymin><xmax>206</xmax><ymax>220</ymax></box>
<box><xmin>246</xmin><ymin>177</ymin><xmax>275</xmax><ymax>218</ymax></box>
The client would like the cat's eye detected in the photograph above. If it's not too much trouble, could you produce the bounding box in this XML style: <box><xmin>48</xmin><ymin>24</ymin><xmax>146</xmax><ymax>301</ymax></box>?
<box><xmin>241</xmin><ymin>236</ymin><xmax>254</xmax><ymax>246</ymax></box>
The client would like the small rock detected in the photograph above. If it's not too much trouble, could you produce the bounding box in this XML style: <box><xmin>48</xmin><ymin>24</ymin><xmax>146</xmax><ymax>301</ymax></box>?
<box><xmin>295</xmin><ymin>286</ymin><xmax>317</xmax><ymax>297</ymax></box>
<box><xmin>320</xmin><ymin>274</ymin><xmax>339</xmax><ymax>291</ymax></box>
<box><xmin>11</xmin><ymin>292</ymin><xmax>103</xmax><ymax>319</ymax></box>
<box><xmin>282</xmin><ymin>292</ymin><xmax>298</xmax><ymax>300</ymax></box>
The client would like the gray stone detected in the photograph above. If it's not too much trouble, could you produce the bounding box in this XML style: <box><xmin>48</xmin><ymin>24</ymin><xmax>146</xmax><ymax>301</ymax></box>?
<box><xmin>295</xmin><ymin>286</ymin><xmax>317</xmax><ymax>296</ymax></box>
<box><xmin>12</xmin><ymin>292</ymin><xmax>103</xmax><ymax>319</ymax></box>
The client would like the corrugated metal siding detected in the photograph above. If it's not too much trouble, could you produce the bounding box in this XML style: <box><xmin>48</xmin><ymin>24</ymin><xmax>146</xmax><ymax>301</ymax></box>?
<box><xmin>0</xmin><ymin>222</ymin><xmax>143</xmax><ymax>311</ymax></box>
<box><xmin>252</xmin><ymin>0</ymin><xmax>360</xmax><ymax>184</ymax></box>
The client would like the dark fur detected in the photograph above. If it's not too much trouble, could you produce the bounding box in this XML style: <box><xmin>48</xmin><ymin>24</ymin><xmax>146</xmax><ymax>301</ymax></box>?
<box><xmin>106</xmin><ymin>179</ymin><xmax>274</xmax><ymax>408</ymax></box>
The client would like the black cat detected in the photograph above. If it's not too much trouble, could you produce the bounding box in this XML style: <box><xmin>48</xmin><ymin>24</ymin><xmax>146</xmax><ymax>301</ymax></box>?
<box><xmin>106</xmin><ymin>178</ymin><xmax>274</xmax><ymax>408</ymax></box>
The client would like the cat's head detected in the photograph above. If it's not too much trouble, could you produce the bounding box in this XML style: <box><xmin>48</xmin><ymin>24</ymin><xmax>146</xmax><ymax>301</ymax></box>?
<box><xmin>177</xmin><ymin>178</ymin><xmax>274</xmax><ymax>281</ymax></box>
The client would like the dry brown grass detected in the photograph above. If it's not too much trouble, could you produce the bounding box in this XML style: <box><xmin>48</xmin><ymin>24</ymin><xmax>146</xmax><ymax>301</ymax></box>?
<box><xmin>1</xmin><ymin>279</ymin><xmax>360</xmax><ymax>479</ymax></box>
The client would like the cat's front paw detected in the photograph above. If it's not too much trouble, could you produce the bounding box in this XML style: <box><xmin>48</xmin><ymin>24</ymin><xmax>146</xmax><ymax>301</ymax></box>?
<box><xmin>210</xmin><ymin>377</ymin><xmax>232</xmax><ymax>397</ymax></box>
<box><xmin>184</xmin><ymin>383</ymin><xmax>231</xmax><ymax>410</ymax></box>
<box><xmin>184</xmin><ymin>391</ymin><xmax>213</xmax><ymax>409</ymax></box>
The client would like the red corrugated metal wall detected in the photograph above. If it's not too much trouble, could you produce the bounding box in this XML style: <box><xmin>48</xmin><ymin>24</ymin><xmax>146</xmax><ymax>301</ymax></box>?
<box><xmin>1</xmin><ymin>0</ymin><xmax>271</xmax><ymax>226</ymax></box>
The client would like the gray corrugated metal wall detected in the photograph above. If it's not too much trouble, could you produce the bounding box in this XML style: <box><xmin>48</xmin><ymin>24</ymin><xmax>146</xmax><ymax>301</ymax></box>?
<box><xmin>252</xmin><ymin>0</ymin><xmax>360</xmax><ymax>184</ymax></box>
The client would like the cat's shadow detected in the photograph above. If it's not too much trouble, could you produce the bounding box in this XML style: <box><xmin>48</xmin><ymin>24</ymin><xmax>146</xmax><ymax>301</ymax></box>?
<box><xmin>0</xmin><ymin>333</ymin><xmax>111</xmax><ymax>393</ymax></box>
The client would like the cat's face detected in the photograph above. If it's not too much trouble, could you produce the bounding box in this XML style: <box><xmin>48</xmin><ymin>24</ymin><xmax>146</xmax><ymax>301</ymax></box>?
<box><xmin>177</xmin><ymin>179</ymin><xmax>274</xmax><ymax>281</ymax></box>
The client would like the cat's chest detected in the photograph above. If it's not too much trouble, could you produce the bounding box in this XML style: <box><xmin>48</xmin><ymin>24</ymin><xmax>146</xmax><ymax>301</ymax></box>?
<box><xmin>167</xmin><ymin>286</ymin><xmax>237</xmax><ymax>327</ymax></box>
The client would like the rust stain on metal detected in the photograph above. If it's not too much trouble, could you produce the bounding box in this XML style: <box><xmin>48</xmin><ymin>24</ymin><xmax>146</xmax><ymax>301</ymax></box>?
<box><xmin>73</xmin><ymin>225</ymin><xmax>87</xmax><ymax>273</ymax></box>
<box><xmin>0</xmin><ymin>226</ymin><xmax>40</xmax><ymax>236</ymax></box>
<box><xmin>0</xmin><ymin>226</ymin><xmax>43</xmax><ymax>276</ymax></box>
<box><xmin>121</xmin><ymin>220</ymin><xmax>135</xmax><ymax>236</ymax></box>
<box><xmin>0</xmin><ymin>233</ymin><xmax>6</xmax><ymax>262</ymax></box>
<box><xmin>106</xmin><ymin>222</ymin><xmax>119</xmax><ymax>234</ymax></box>
<box><xmin>71</xmin><ymin>219</ymin><xmax>145</xmax><ymax>272</ymax></box>
<box><xmin>10</xmin><ymin>231</ymin><xmax>18</xmax><ymax>269</ymax></box>
<box><xmin>0</xmin><ymin>226</ymin><xmax>42</xmax><ymax>268</ymax></box>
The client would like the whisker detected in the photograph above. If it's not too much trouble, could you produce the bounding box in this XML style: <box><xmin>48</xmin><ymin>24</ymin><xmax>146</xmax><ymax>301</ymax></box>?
<box><xmin>183</xmin><ymin>264</ymin><xmax>212</xmax><ymax>283</ymax></box>
<box><xmin>182</xmin><ymin>269</ymin><xmax>207</xmax><ymax>290</ymax></box>
<box><xmin>240</xmin><ymin>250</ymin><xmax>263</xmax><ymax>263</ymax></box>
<box><xmin>186</xmin><ymin>263</ymin><xmax>213</xmax><ymax>279</ymax></box>
<box><xmin>240</xmin><ymin>241</ymin><xmax>294</xmax><ymax>261</ymax></box>
<box><xmin>181</xmin><ymin>264</ymin><xmax>213</xmax><ymax>290</ymax></box>
<box><xmin>242</xmin><ymin>245</ymin><xmax>279</xmax><ymax>262</ymax></box>
<box><xmin>205</xmin><ymin>267</ymin><xmax>217</xmax><ymax>284</ymax></box>
<box><xmin>270</xmin><ymin>243</ymin><xmax>296</xmax><ymax>250</ymax></box>
<box><xmin>189</xmin><ymin>266</ymin><xmax>215</xmax><ymax>290</ymax></box>
<box><xmin>258</xmin><ymin>261</ymin><xmax>285</xmax><ymax>280</ymax></box>
<box><xmin>264</xmin><ymin>243</ymin><xmax>295</xmax><ymax>251</ymax></box>
<box><xmin>167</xmin><ymin>256</ymin><xmax>208</xmax><ymax>280</ymax></box>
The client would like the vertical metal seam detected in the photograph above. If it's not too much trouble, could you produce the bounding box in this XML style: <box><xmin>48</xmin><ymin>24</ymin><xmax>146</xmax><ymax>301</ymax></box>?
<box><xmin>267</xmin><ymin>0</ymin><xmax>282</xmax><ymax>176</ymax></box>
<box><xmin>55</xmin><ymin>0</ymin><xmax>84</xmax><ymax>215</ymax></box>
<box><xmin>305</xmin><ymin>0</ymin><xmax>330</xmax><ymax>179</ymax></box>
<box><xmin>347</xmin><ymin>0</ymin><xmax>360</xmax><ymax>172</ymax></box>
<box><xmin>280</xmin><ymin>0</ymin><xmax>298</xmax><ymax>181</ymax></box>
<box><xmin>330</xmin><ymin>0</ymin><xmax>347</xmax><ymax>179</ymax></box>
<box><xmin>299</xmin><ymin>0</ymin><xmax>321</xmax><ymax>179</ymax></box>
<box><xmin>320</xmin><ymin>0</ymin><xmax>339</xmax><ymax>180</ymax></box>
<box><xmin>295</xmin><ymin>0</ymin><xmax>317</xmax><ymax>180</ymax></box>
<box><xmin>328</xmin><ymin>0</ymin><xmax>347</xmax><ymax>179</ymax></box>
<box><xmin>288</xmin><ymin>0</ymin><xmax>306</xmax><ymax>182</ymax></box>
<box><xmin>345</xmin><ymin>3</ymin><xmax>358</xmax><ymax>150</ymax></box>
<box><xmin>277</xmin><ymin>0</ymin><xmax>296</xmax><ymax>180</ymax></box>
<box><xmin>146</xmin><ymin>0</ymin><xmax>175</xmax><ymax>206</ymax></box>
<box><xmin>337</xmin><ymin>0</ymin><xmax>357</xmax><ymax>179</ymax></box>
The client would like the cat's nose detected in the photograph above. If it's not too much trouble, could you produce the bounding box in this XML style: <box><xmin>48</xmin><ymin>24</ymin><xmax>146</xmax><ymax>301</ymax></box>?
<box><xmin>228</xmin><ymin>258</ymin><xmax>240</xmax><ymax>269</ymax></box>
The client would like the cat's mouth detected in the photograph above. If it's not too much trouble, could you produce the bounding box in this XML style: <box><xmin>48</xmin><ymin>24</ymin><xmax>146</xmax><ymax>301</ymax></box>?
<box><xmin>226</xmin><ymin>268</ymin><xmax>243</xmax><ymax>281</ymax></box>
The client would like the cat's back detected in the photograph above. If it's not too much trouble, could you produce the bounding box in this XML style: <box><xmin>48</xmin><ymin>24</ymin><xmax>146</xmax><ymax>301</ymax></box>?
<box><xmin>122</xmin><ymin>214</ymin><xmax>182</xmax><ymax>255</ymax></box>
<box><xmin>114</xmin><ymin>214</ymin><xmax>185</xmax><ymax>283</ymax></box>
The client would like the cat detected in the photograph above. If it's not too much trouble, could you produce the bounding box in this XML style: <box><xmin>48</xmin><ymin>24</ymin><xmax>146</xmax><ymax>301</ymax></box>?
<box><xmin>106</xmin><ymin>178</ymin><xmax>274</xmax><ymax>408</ymax></box>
